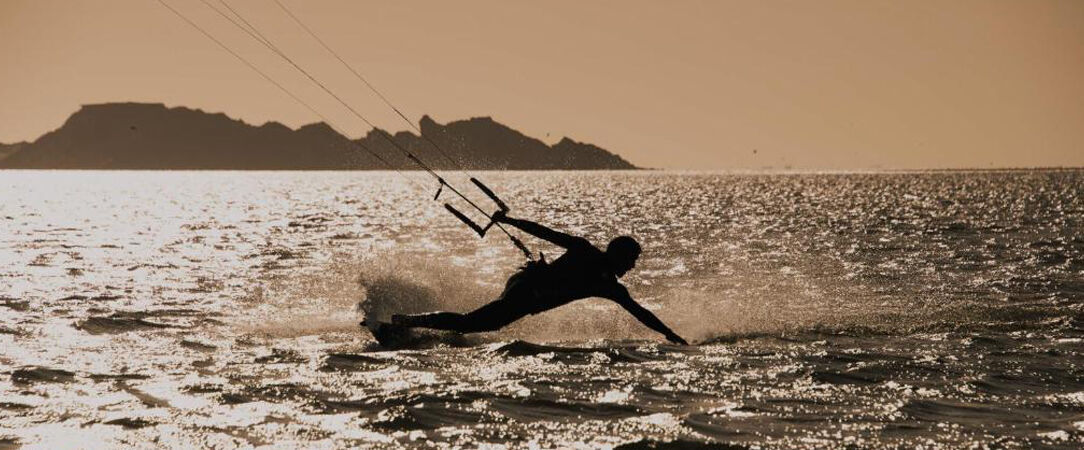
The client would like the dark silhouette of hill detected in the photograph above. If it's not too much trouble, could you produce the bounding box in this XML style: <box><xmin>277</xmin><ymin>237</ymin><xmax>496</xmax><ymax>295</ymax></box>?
<box><xmin>0</xmin><ymin>103</ymin><xmax>637</xmax><ymax>170</ymax></box>
<box><xmin>0</xmin><ymin>142</ymin><xmax>24</xmax><ymax>163</ymax></box>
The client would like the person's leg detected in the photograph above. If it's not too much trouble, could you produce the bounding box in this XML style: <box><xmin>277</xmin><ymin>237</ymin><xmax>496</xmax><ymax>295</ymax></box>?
<box><xmin>459</xmin><ymin>299</ymin><xmax>528</xmax><ymax>332</ymax></box>
<box><xmin>392</xmin><ymin>311</ymin><xmax>466</xmax><ymax>330</ymax></box>
<box><xmin>393</xmin><ymin>271</ymin><xmax>542</xmax><ymax>333</ymax></box>
<box><xmin>394</xmin><ymin>296</ymin><xmax>529</xmax><ymax>333</ymax></box>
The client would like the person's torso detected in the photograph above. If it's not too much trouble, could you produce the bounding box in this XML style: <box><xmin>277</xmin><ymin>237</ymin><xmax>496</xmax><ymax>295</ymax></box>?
<box><xmin>527</xmin><ymin>243</ymin><xmax>618</xmax><ymax>309</ymax></box>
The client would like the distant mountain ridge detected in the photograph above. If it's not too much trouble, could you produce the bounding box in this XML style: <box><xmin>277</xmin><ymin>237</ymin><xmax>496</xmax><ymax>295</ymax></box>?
<box><xmin>0</xmin><ymin>102</ymin><xmax>637</xmax><ymax>170</ymax></box>
<box><xmin>0</xmin><ymin>142</ymin><xmax>24</xmax><ymax>163</ymax></box>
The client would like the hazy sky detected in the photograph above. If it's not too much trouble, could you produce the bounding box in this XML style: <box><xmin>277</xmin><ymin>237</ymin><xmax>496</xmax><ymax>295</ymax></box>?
<box><xmin>2</xmin><ymin>0</ymin><xmax>1082</xmax><ymax>169</ymax></box>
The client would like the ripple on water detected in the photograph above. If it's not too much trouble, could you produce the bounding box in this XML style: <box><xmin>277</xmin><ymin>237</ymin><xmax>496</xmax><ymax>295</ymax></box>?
<box><xmin>488</xmin><ymin>395</ymin><xmax>644</xmax><ymax>422</ymax></box>
<box><xmin>75</xmin><ymin>315</ymin><xmax>179</xmax><ymax>334</ymax></box>
<box><xmin>10</xmin><ymin>367</ymin><xmax>77</xmax><ymax>385</ymax></box>
<box><xmin>319</xmin><ymin>353</ymin><xmax>386</xmax><ymax>372</ymax></box>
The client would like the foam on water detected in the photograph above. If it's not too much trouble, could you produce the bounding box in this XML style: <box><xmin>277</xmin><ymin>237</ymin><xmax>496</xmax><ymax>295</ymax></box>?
<box><xmin>356</xmin><ymin>252</ymin><xmax>496</xmax><ymax>325</ymax></box>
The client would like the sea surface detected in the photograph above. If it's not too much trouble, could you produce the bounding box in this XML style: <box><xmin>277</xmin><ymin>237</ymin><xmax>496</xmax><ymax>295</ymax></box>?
<box><xmin>1</xmin><ymin>170</ymin><xmax>1082</xmax><ymax>449</ymax></box>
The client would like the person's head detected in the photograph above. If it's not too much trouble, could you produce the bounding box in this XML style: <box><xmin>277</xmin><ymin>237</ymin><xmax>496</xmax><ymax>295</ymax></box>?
<box><xmin>605</xmin><ymin>235</ymin><xmax>641</xmax><ymax>277</ymax></box>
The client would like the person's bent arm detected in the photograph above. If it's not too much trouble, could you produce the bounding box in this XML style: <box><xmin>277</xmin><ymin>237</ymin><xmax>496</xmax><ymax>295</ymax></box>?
<box><xmin>493</xmin><ymin>212</ymin><xmax>586</xmax><ymax>249</ymax></box>
<box><xmin>606</xmin><ymin>285</ymin><xmax>689</xmax><ymax>345</ymax></box>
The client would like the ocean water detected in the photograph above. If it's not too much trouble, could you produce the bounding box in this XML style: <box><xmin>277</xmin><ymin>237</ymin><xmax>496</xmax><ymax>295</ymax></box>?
<box><xmin>0</xmin><ymin>169</ymin><xmax>1082</xmax><ymax>449</ymax></box>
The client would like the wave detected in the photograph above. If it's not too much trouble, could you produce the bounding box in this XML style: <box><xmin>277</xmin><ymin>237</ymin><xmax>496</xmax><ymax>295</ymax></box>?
<box><xmin>10</xmin><ymin>366</ymin><xmax>77</xmax><ymax>385</ymax></box>
<box><xmin>613</xmin><ymin>439</ymin><xmax>748</xmax><ymax>450</ymax></box>
<box><xmin>492</xmin><ymin>340</ymin><xmax>668</xmax><ymax>364</ymax></box>
<box><xmin>897</xmin><ymin>398</ymin><xmax>1069</xmax><ymax>424</ymax></box>
<box><xmin>76</xmin><ymin>315</ymin><xmax>180</xmax><ymax>334</ymax></box>
<box><xmin>319</xmin><ymin>353</ymin><xmax>385</xmax><ymax>372</ymax></box>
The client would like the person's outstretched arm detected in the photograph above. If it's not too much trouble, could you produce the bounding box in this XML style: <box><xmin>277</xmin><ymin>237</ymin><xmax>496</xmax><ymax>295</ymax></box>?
<box><xmin>493</xmin><ymin>212</ymin><xmax>587</xmax><ymax>249</ymax></box>
<box><xmin>605</xmin><ymin>284</ymin><xmax>690</xmax><ymax>345</ymax></box>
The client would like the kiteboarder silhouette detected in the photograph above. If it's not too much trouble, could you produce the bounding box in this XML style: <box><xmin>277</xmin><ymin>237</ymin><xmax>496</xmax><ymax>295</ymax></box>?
<box><xmin>391</xmin><ymin>211</ymin><xmax>690</xmax><ymax>345</ymax></box>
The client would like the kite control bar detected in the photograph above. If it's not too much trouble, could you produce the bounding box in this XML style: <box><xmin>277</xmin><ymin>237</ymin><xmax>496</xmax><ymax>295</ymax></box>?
<box><xmin>441</xmin><ymin>178</ymin><xmax>508</xmax><ymax>237</ymax></box>
<box><xmin>438</xmin><ymin>178</ymin><xmax>533</xmax><ymax>258</ymax></box>
<box><xmin>469</xmin><ymin>177</ymin><xmax>509</xmax><ymax>212</ymax></box>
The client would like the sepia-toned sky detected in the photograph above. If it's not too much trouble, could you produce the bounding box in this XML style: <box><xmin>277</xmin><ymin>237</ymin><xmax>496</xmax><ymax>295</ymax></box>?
<box><xmin>1</xmin><ymin>0</ymin><xmax>1082</xmax><ymax>169</ymax></box>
